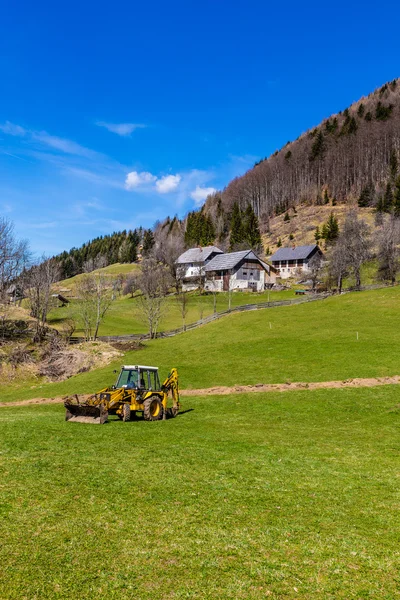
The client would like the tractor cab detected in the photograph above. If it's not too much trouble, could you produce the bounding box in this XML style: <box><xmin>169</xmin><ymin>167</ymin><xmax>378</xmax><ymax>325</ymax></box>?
<box><xmin>115</xmin><ymin>365</ymin><xmax>161</xmax><ymax>392</ymax></box>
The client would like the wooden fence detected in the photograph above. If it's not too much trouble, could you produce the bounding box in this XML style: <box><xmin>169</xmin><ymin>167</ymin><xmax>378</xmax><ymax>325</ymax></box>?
<box><xmin>81</xmin><ymin>293</ymin><xmax>329</xmax><ymax>344</ymax></box>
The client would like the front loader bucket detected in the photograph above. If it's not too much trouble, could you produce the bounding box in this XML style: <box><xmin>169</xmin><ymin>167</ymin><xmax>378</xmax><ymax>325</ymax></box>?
<box><xmin>65</xmin><ymin>398</ymin><xmax>108</xmax><ymax>424</ymax></box>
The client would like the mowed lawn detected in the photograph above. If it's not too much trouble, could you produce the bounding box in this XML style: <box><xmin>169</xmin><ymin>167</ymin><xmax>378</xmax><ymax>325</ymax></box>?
<box><xmin>1</xmin><ymin>386</ymin><xmax>400</xmax><ymax>599</ymax></box>
<box><xmin>4</xmin><ymin>286</ymin><xmax>400</xmax><ymax>403</ymax></box>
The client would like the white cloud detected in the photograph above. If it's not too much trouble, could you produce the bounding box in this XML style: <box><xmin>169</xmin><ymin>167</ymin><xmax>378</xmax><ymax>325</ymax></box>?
<box><xmin>125</xmin><ymin>170</ymin><xmax>157</xmax><ymax>190</ymax></box>
<box><xmin>190</xmin><ymin>185</ymin><xmax>217</xmax><ymax>206</ymax></box>
<box><xmin>96</xmin><ymin>121</ymin><xmax>146</xmax><ymax>136</ymax></box>
<box><xmin>0</xmin><ymin>121</ymin><xmax>27</xmax><ymax>137</ymax></box>
<box><xmin>155</xmin><ymin>174</ymin><xmax>181</xmax><ymax>194</ymax></box>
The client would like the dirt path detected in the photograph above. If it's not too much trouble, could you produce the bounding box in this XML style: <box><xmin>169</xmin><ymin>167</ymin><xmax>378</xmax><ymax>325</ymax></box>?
<box><xmin>2</xmin><ymin>376</ymin><xmax>400</xmax><ymax>407</ymax></box>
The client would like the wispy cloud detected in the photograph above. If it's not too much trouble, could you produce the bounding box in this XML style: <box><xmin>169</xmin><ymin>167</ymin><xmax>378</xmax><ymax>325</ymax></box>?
<box><xmin>0</xmin><ymin>121</ymin><xmax>27</xmax><ymax>137</ymax></box>
<box><xmin>0</xmin><ymin>121</ymin><xmax>100</xmax><ymax>159</ymax></box>
<box><xmin>190</xmin><ymin>185</ymin><xmax>217</xmax><ymax>206</ymax></box>
<box><xmin>66</xmin><ymin>167</ymin><xmax>125</xmax><ymax>189</ymax></box>
<box><xmin>32</xmin><ymin>132</ymin><xmax>98</xmax><ymax>158</ymax></box>
<box><xmin>96</xmin><ymin>121</ymin><xmax>146</xmax><ymax>136</ymax></box>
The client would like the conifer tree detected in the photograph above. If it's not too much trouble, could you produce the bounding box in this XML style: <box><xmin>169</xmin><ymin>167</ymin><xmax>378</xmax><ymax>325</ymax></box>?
<box><xmin>243</xmin><ymin>204</ymin><xmax>262</xmax><ymax>249</ymax></box>
<box><xmin>358</xmin><ymin>183</ymin><xmax>374</xmax><ymax>208</ymax></box>
<box><xmin>393</xmin><ymin>176</ymin><xmax>400</xmax><ymax>216</ymax></box>
<box><xmin>277</xmin><ymin>238</ymin><xmax>282</xmax><ymax>248</ymax></box>
<box><xmin>229</xmin><ymin>202</ymin><xmax>244</xmax><ymax>249</ymax></box>
<box><xmin>383</xmin><ymin>183</ymin><xmax>394</xmax><ymax>212</ymax></box>
<box><xmin>142</xmin><ymin>229</ymin><xmax>155</xmax><ymax>257</ymax></box>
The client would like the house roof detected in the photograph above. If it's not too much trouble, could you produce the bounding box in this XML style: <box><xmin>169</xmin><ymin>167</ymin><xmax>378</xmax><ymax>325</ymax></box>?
<box><xmin>205</xmin><ymin>250</ymin><xmax>273</xmax><ymax>272</ymax></box>
<box><xmin>269</xmin><ymin>244</ymin><xmax>320</xmax><ymax>262</ymax></box>
<box><xmin>176</xmin><ymin>246</ymin><xmax>223</xmax><ymax>264</ymax></box>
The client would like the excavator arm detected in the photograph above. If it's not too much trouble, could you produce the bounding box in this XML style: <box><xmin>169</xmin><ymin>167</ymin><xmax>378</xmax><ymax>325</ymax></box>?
<box><xmin>161</xmin><ymin>368</ymin><xmax>180</xmax><ymax>417</ymax></box>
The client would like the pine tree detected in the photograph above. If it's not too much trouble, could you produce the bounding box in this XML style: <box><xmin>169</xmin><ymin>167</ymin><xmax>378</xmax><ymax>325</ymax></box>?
<box><xmin>393</xmin><ymin>176</ymin><xmax>400</xmax><ymax>216</ymax></box>
<box><xmin>277</xmin><ymin>238</ymin><xmax>282</xmax><ymax>248</ymax></box>
<box><xmin>142</xmin><ymin>229</ymin><xmax>155</xmax><ymax>256</ymax></box>
<box><xmin>326</xmin><ymin>212</ymin><xmax>339</xmax><ymax>241</ymax></box>
<box><xmin>284</xmin><ymin>212</ymin><xmax>290</xmax><ymax>222</ymax></box>
<box><xmin>229</xmin><ymin>202</ymin><xmax>244</xmax><ymax>249</ymax></box>
<box><xmin>314</xmin><ymin>226</ymin><xmax>321</xmax><ymax>244</ymax></box>
<box><xmin>383</xmin><ymin>183</ymin><xmax>394</xmax><ymax>212</ymax></box>
<box><xmin>357</xmin><ymin>103</ymin><xmax>365</xmax><ymax>118</ymax></box>
<box><xmin>323</xmin><ymin>189</ymin><xmax>329</xmax><ymax>204</ymax></box>
<box><xmin>358</xmin><ymin>183</ymin><xmax>374</xmax><ymax>208</ymax></box>
<box><xmin>243</xmin><ymin>204</ymin><xmax>262</xmax><ymax>249</ymax></box>
<box><xmin>309</xmin><ymin>130</ymin><xmax>325</xmax><ymax>161</ymax></box>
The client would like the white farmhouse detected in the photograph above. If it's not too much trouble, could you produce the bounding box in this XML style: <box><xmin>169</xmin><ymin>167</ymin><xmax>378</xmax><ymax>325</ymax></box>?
<box><xmin>176</xmin><ymin>246</ymin><xmax>223</xmax><ymax>290</ymax></box>
<box><xmin>204</xmin><ymin>250</ymin><xmax>277</xmax><ymax>292</ymax></box>
<box><xmin>269</xmin><ymin>244</ymin><xmax>324</xmax><ymax>279</ymax></box>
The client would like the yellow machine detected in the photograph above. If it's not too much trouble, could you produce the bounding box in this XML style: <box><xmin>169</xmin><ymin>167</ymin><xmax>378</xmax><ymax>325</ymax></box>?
<box><xmin>64</xmin><ymin>365</ymin><xmax>180</xmax><ymax>424</ymax></box>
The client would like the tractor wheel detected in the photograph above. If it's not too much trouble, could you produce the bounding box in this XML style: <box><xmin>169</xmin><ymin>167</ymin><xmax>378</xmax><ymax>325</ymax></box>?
<box><xmin>122</xmin><ymin>404</ymin><xmax>131</xmax><ymax>422</ymax></box>
<box><xmin>143</xmin><ymin>396</ymin><xmax>164</xmax><ymax>421</ymax></box>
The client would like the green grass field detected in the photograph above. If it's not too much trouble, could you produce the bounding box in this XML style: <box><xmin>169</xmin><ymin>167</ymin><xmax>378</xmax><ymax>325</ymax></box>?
<box><xmin>3</xmin><ymin>286</ymin><xmax>400</xmax><ymax>403</ymax></box>
<box><xmin>1</xmin><ymin>386</ymin><xmax>399</xmax><ymax>599</ymax></box>
<box><xmin>47</xmin><ymin>288</ymin><xmax>299</xmax><ymax>336</ymax></box>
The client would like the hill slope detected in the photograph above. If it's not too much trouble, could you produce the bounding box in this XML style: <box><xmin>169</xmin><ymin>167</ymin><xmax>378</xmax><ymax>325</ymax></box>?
<box><xmin>206</xmin><ymin>78</ymin><xmax>400</xmax><ymax>224</ymax></box>
<box><xmin>3</xmin><ymin>286</ymin><xmax>400</xmax><ymax>402</ymax></box>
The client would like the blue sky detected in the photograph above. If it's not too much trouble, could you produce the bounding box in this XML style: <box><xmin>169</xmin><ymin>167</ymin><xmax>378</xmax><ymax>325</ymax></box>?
<box><xmin>0</xmin><ymin>0</ymin><xmax>399</xmax><ymax>256</ymax></box>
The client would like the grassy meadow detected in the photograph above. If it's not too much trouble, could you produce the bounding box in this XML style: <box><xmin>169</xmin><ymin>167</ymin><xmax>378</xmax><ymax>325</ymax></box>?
<box><xmin>1</xmin><ymin>386</ymin><xmax>400</xmax><ymax>599</ymax></box>
<box><xmin>47</xmin><ymin>288</ymin><xmax>299</xmax><ymax>337</ymax></box>
<box><xmin>3</xmin><ymin>285</ymin><xmax>400</xmax><ymax>403</ymax></box>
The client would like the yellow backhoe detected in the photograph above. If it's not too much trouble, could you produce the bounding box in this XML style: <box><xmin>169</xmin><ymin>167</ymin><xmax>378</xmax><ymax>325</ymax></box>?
<box><xmin>64</xmin><ymin>365</ymin><xmax>180</xmax><ymax>424</ymax></box>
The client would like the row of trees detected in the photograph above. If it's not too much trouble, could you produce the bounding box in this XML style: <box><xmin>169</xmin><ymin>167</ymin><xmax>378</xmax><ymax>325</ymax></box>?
<box><xmin>309</xmin><ymin>210</ymin><xmax>400</xmax><ymax>292</ymax></box>
<box><xmin>54</xmin><ymin>228</ymin><xmax>156</xmax><ymax>280</ymax></box>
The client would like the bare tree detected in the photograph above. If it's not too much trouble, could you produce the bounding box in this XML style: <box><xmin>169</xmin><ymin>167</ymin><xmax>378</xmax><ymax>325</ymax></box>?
<box><xmin>123</xmin><ymin>273</ymin><xmax>140</xmax><ymax>297</ymax></box>
<box><xmin>176</xmin><ymin>290</ymin><xmax>189</xmax><ymax>331</ymax></box>
<box><xmin>377</xmin><ymin>215</ymin><xmax>400</xmax><ymax>284</ymax></box>
<box><xmin>82</xmin><ymin>254</ymin><xmax>108</xmax><ymax>273</ymax></box>
<box><xmin>26</xmin><ymin>257</ymin><xmax>60</xmax><ymax>341</ymax></box>
<box><xmin>152</xmin><ymin>220</ymin><xmax>185</xmax><ymax>290</ymax></box>
<box><xmin>0</xmin><ymin>217</ymin><xmax>30</xmax><ymax>301</ymax></box>
<box><xmin>340</xmin><ymin>211</ymin><xmax>371</xmax><ymax>288</ymax></box>
<box><xmin>75</xmin><ymin>273</ymin><xmax>114</xmax><ymax>340</ymax></box>
<box><xmin>328</xmin><ymin>242</ymin><xmax>349</xmax><ymax>293</ymax></box>
<box><xmin>308</xmin><ymin>254</ymin><xmax>323</xmax><ymax>290</ymax></box>
<box><xmin>136</xmin><ymin>258</ymin><xmax>172</xmax><ymax>338</ymax></box>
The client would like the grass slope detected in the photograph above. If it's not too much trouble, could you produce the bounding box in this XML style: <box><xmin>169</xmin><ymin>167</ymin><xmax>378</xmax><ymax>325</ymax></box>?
<box><xmin>48</xmin><ymin>288</ymin><xmax>298</xmax><ymax>336</ymax></box>
<box><xmin>52</xmin><ymin>262</ymin><xmax>139</xmax><ymax>295</ymax></box>
<box><xmin>3</xmin><ymin>286</ymin><xmax>400</xmax><ymax>403</ymax></box>
<box><xmin>1</xmin><ymin>386</ymin><xmax>399</xmax><ymax>598</ymax></box>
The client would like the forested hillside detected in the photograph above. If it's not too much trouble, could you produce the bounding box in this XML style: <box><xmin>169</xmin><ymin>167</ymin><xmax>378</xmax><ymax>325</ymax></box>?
<box><xmin>209</xmin><ymin>79</ymin><xmax>400</xmax><ymax>225</ymax></box>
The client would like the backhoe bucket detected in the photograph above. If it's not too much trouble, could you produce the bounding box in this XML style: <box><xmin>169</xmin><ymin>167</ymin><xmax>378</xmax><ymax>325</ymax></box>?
<box><xmin>64</xmin><ymin>397</ymin><xmax>108</xmax><ymax>424</ymax></box>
